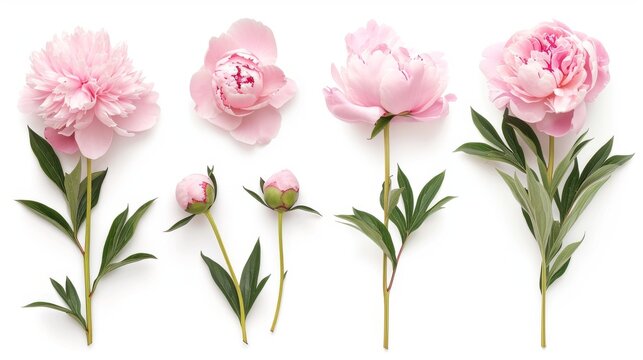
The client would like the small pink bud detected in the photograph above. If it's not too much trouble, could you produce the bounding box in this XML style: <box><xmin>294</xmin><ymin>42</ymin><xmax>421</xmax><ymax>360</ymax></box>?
<box><xmin>263</xmin><ymin>170</ymin><xmax>299</xmax><ymax>211</ymax></box>
<box><xmin>176</xmin><ymin>174</ymin><xmax>215</xmax><ymax>214</ymax></box>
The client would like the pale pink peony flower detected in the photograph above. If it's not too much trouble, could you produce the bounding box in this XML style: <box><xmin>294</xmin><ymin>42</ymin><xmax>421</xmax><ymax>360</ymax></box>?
<box><xmin>19</xmin><ymin>28</ymin><xmax>159</xmax><ymax>159</ymax></box>
<box><xmin>480</xmin><ymin>20</ymin><xmax>609</xmax><ymax>137</ymax></box>
<box><xmin>190</xmin><ymin>19</ymin><xmax>296</xmax><ymax>145</ymax></box>
<box><xmin>175</xmin><ymin>174</ymin><xmax>215</xmax><ymax>214</ymax></box>
<box><xmin>324</xmin><ymin>20</ymin><xmax>455</xmax><ymax>125</ymax></box>
<box><xmin>263</xmin><ymin>170</ymin><xmax>299</xmax><ymax>211</ymax></box>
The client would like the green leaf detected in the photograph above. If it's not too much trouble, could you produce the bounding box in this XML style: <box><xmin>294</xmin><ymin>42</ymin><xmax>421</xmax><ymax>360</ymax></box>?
<box><xmin>16</xmin><ymin>200</ymin><xmax>75</xmax><ymax>241</ymax></box>
<box><xmin>28</xmin><ymin>127</ymin><xmax>65</xmax><ymax>193</ymax></box>
<box><xmin>497</xmin><ymin>171</ymin><xmax>530</xmax><ymax>212</ymax></box>
<box><xmin>527</xmin><ymin>170</ymin><xmax>553</xmax><ymax>254</ymax></box>
<box><xmin>244</xmin><ymin>187</ymin><xmax>269</xmax><ymax>209</ymax></box>
<box><xmin>549</xmin><ymin>238</ymin><xmax>583</xmax><ymax>283</ymax></box>
<box><xmin>504</xmin><ymin>113</ymin><xmax>545</xmax><ymax>161</ymax></box>
<box><xmin>386</xmin><ymin>188</ymin><xmax>404</xmax><ymax>219</ymax></box>
<box><xmin>206</xmin><ymin>166</ymin><xmax>218</xmax><ymax>202</ymax></box>
<box><xmin>409</xmin><ymin>196</ymin><xmax>455</xmax><ymax>233</ymax></box>
<box><xmin>259</xmin><ymin>178</ymin><xmax>265</xmax><ymax>193</ymax></box>
<box><xmin>555</xmin><ymin>177</ymin><xmax>609</xmax><ymax>250</ymax></box>
<box><xmin>521</xmin><ymin>208</ymin><xmax>535</xmax><ymax>236</ymax></box>
<box><xmin>579</xmin><ymin>137</ymin><xmax>613</xmax><ymax>183</ymax></box>
<box><xmin>76</xmin><ymin>169</ymin><xmax>107</xmax><ymax>231</ymax></box>
<box><xmin>240</xmin><ymin>240</ymin><xmax>269</xmax><ymax>314</ymax></box>
<box><xmin>577</xmin><ymin>164</ymin><xmax>619</xmax><ymax>196</ymax></box>
<box><xmin>501</xmin><ymin>109</ymin><xmax>526</xmax><ymax>168</ymax></box>
<box><xmin>455</xmin><ymin>142</ymin><xmax>524</xmax><ymax>170</ymax></box>
<box><xmin>201</xmin><ymin>252</ymin><xmax>240</xmax><ymax>319</ymax></box>
<box><xmin>559</xmin><ymin>160</ymin><xmax>580</xmax><ymax>221</ymax></box>
<box><xmin>547</xmin><ymin>259</ymin><xmax>570</xmax><ymax>287</ymax></box>
<box><xmin>92</xmin><ymin>253</ymin><xmax>156</xmax><ymax>293</ymax></box>
<box><xmin>64</xmin><ymin>159</ymin><xmax>82</xmax><ymax>233</ymax></box>
<box><xmin>471</xmin><ymin>108</ymin><xmax>509</xmax><ymax>152</ymax></box>
<box><xmin>165</xmin><ymin>214</ymin><xmax>196</xmax><ymax>232</ymax></box>
<box><xmin>396</xmin><ymin>166</ymin><xmax>414</xmax><ymax>222</ymax></box>
<box><xmin>603</xmin><ymin>154</ymin><xmax>634</xmax><ymax>167</ymax></box>
<box><xmin>369</xmin><ymin>115</ymin><xmax>394</xmax><ymax>139</ymax></box>
<box><xmin>64</xmin><ymin>277</ymin><xmax>81</xmax><ymax>315</ymax></box>
<box><xmin>23</xmin><ymin>301</ymin><xmax>88</xmax><ymax>329</ymax></box>
<box><xmin>549</xmin><ymin>133</ymin><xmax>590</xmax><ymax>196</ymax></box>
<box><xmin>389</xmin><ymin>207</ymin><xmax>407</xmax><ymax>242</ymax></box>
<box><xmin>337</xmin><ymin>210</ymin><xmax>397</xmax><ymax>268</ymax></box>
<box><xmin>289</xmin><ymin>205</ymin><xmax>322</xmax><ymax>216</ymax></box>
<box><xmin>412</xmin><ymin>171</ymin><xmax>445</xmax><ymax>224</ymax></box>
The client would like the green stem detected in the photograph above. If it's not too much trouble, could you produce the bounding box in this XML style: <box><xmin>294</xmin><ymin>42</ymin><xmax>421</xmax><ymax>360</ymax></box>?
<box><xmin>382</xmin><ymin>123</ymin><xmax>391</xmax><ymax>350</ymax></box>
<box><xmin>541</xmin><ymin>259</ymin><xmax>547</xmax><ymax>348</ymax></box>
<box><xmin>547</xmin><ymin>136</ymin><xmax>555</xmax><ymax>183</ymax></box>
<box><xmin>270</xmin><ymin>211</ymin><xmax>285</xmax><ymax>332</ymax></box>
<box><xmin>83</xmin><ymin>158</ymin><xmax>93</xmax><ymax>346</ymax></box>
<box><xmin>204</xmin><ymin>211</ymin><xmax>247</xmax><ymax>344</ymax></box>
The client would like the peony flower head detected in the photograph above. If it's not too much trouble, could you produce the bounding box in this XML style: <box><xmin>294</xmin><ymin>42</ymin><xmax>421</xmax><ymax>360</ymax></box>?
<box><xmin>324</xmin><ymin>20</ymin><xmax>455</xmax><ymax>125</ymax></box>
<box><xmin>263</xmin><ymin>170</ymin><xmax>299</xmax><ymax>211</ymax></box>
<box><xmin>19</xmin><ymin>28</ymin><xmax>159</xmax><ymax>159</ymax></box>
<box><xmin>176</xmin><ymin>174</ymin><xmax>215</xmax><ymax>214</ymax></box>
<box><xmin>480</xmin><ymin>20</ymin><xmax>609</xmax><ymax>137</ymax></box>
<box><xmin>190</xmin><ymin>19</ymin><xmax>297</xmax><ymax>145</ymax></box>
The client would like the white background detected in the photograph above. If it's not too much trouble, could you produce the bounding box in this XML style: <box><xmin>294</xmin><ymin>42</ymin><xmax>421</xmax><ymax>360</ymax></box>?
<box><xmin>0</xmin><ymin>0</ymin><xmax>641</xmax><ymax>359</ymax></box>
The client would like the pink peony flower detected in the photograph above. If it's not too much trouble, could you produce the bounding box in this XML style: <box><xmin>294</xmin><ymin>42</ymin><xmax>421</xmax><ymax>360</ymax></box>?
<box><xmin>19</xmin><ymin>28</ymin><xmax>159</xmax><ymax>159</ymax></box>
<box><xmin>263</xmin><ymin>170</ymin><xmax>299</xmax><ymax>211</ymax></box>
<box><xmin>324</xmin><ymin>20</ymin><xmax>455</xmax><ymax>125</ymax></box>
<box><xmin>176</xmin><ymin>174</ymin><xmax>215</xmax><ymax>214</ymax></box>
<box><xmin>190</xmin><ymin>19</ymin><xmax>296</xmax><ymax>145</ymax></box>
<box><xmin>480</xmin><ymin>20</ymin><xmax>609</xmax><ymax>137</ymax></box>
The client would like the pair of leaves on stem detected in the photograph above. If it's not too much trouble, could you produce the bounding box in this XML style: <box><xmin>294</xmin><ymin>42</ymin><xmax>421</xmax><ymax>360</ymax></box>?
<box><xmin>244</xmin><ymin>177</ymin><xmax>321</xmax><ymax>216</ymax></box>
<box><xmin>25</xmin><ymin>277</ymin><xmax>86</xmax><ymax>330</ymax></box>
<box><xmin>457</xmin><ymin>108</ymin><xmax>632</xmax><ymax>289</ymax></box>
<box><xmin>201</xmin><ymin>240</ymin><xmax>270</xmax><ymax>319</ymax></box>
<box><xmin>18</xmin><ymin>127</ymin><xmax>106</xmax><ymax>252</ymax></box>
<box><xmin>337</xmin><ymin>167</ymin><xmax>454</xmax><ymax>268</ymax></box>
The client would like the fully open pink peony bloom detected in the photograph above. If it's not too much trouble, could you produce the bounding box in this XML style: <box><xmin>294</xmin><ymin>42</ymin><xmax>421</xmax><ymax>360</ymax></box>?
<box><xmin>481</xmin><ymin>20</ymin><xmax>609</xmax><ymax>137</ymax></box>
<box><xmin>19</xmin><ymin>28</ymin><xmax>159</xmax><ymax>159</ymax></box>
<box><xmin>190</xmin><ymin>19</ymin><xmax>296</xmax><ymax>145</ymax></box>
<box><xmin>324</xmin><ymin>20</ymin><xmax>455</xmax><ymax>125</ymax></box>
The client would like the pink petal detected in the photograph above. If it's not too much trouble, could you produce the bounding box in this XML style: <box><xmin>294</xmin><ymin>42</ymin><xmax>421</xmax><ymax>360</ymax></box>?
<box><xmin>230</xmin><ymin>106</ymin><xmax>281</xmax><ymax>145</ymax></box>
<box><xmin>259</xmin><ymin>65</ymin><xmax>287</xmax><ymax>97</ymax></box>
<box><xmin>207</xmin><ymin>111</ymin><xmax>243</xmax><ymax>131</ymax></box>
<box><xmin>508</xmin><ymin>98</ymin><xmax>548</xmax><ymax>123</ymax></box>
<box><xmin>190</xmin><ymin>68</ymin><xmax>220</xmax><ymax>119</ymax></box>
<box><xmin>74</xmin><ymin>119</ymin><xmax>113</xmax><ymax>159</ymax></box>
<box><xmin>116</xmin><ymin>92</ymin><xmax>159</xmax><ymax>132</ymax></box>
<box><xmin>536</xmin><ymin>102</ymin><xmax>586</xmax><ymax>137</ymax></box>
<box><xmin>410</xmin><ymin>96</ymin><xmax>452</xmax><ymax>121</ymax></box>
<box><xmin>227</xmin><ymin>19</ymin><xmax>277</xmax><ymax>65</ymax></box>
<box><xmin>204</xmin><ymin>33</ymin><xmax>238</xmax><ymax>72</ymax></box>
<box><xmin>379</xmin><ymin>60</ymin><xmax>428</xmax><ymax>115</ymax></box>
<box><xmin>323</xmin><ymin>87</ymin><xmax>384</xmax><ymax>124</ymax></box>
<box><xmin>480</xmin><ymin>43</ymin><xmax>504</xmax><ymax>80</ymax></box>
<box><xmin>269</xmin><ymin>78</ymin><xmax>297</xmax><ymax>108</ymax></box>
<box><xmin>44</xmin><ymin>127</ymin><xmax>79</xmax><ymax>154</ymax></box>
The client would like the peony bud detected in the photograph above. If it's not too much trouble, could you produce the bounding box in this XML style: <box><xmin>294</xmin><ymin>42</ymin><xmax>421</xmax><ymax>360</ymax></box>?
<box><xmin>263</xmin><ymin>170</ymin><xmax>299</xmax><ymax>211</ymax></box>
<box><xmin>176</xmin><ymin>174</ymin><xmax>215</xmax><ymax>214</ymax></box>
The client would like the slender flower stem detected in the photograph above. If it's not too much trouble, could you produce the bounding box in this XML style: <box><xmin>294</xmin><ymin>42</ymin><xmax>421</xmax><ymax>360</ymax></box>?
<box><xmin>541</xmin><ymin>136</ymin><xmax>554</xmax><ymax>348</ymax></box>
<box><xmin>541</xmin><ymin>259</ymin><xmax>547</xmax><ymax>348</ymax></box>
<box><xmin>382</xmin><ymin>123</ymin><xmax>391</xmax><ymax>349</ymax></box>
<box><xmin>83</xmin><ymin>158</ymin><xmax>93</xmax><ymax>346</ymax></box>
<box><xmin>270</xmin><ymin>211</ymin><xmax>285</xmax><ymax>332</ymax></box>
<box><xmin>204</xmin><ymin>211</ymin><xmax>248</xmax><ymax>344</ymax></box>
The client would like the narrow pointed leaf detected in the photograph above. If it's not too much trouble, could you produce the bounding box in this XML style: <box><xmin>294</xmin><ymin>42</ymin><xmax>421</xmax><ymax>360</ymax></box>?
<box><xmin>64</xmin><ymin>277</ymin><xmax>81</xmax><ymax>315</ymax></box>
<box><xmin>16</xmin><ymin>200</ymin><xmax>75</xmax><ymax>241</ymax></box>
<box><xmin>504</xmin><ymin>113</ymin><xmax>545</xmax><ymax>161</ymax></box>
<box><xmin>244</xmin><ymin>187</ymin><xmax>269</xmax><ymax>208</ymax></box>
<box><xmin>99</xmin><ymin>207</ymin><xmax>129</xmax><ymax>272</ymax></box>
<box><xmin>165</xmin><ymin>214</ymin><xmax>196</xmax><ymax>232</ymax></box>
<box><xmin>92</xmin><ymin>253</ymin><xmax>157</xmax><ymax>293</ymax></box>
<box><xmin>207</xmin><ymin>166</ymin><xmax>218</xmax><ymax>202</ymax></box>
<box><xmin>396</xmin><ymin>166</ymin><xmax>414</xmax><ymax>222</ymax></box>
<box><xmin>290</xmin><ymin>205</ymin><xmax>322</xmax><ymax>216</ymax></box>
<box><xmin>23</xmin><ymin>301</ymin><xmax>87</xmax><ymax>329</ymax></box>
<box><xmin>409</xmin><ymin>195</ymin><xmax>455</xmax><ymax>233</ymax></box>
<box><xmin>201</xmin><ymin>252</ymin><xmax>240</xmax><ymax>319</ymax></box>
<box><xmin>413</xmin><ymin>171</ymin><xmax>445</xmax><ymax>219</ymax></box>
<box><xmin>456</xmin><ymin>142</ymin><xmax>524</xmax><ymax>170</ymax></box>
<box><xmin>240</xmin><ymin>240</ymin><xmax>262</xmax><ymax>313</ymax></box>
<box><xmin>527</xmin><ymin>170</ymin><xmax>553</xmax><ymax>253</ymax></box>
<box><xmin>549</xmin><ymin>238</ymin><xmax>583</xmax><ymax>281</ymax></box>
<box><xmin>259</xmin><ymin>178</ymin><xmax>265</xmax><ymax>193</ymax></box>
<box><xmin>548</xmin><ymin>259</ymin><xmax>570</xmax><ymax>287</ymax></box>
<box><xmin>64</xmin><ymin>160</ymin><xmax>82</xmax><ymax>232</ymax></box>
<box><xmin>603</xmin><ymin>154</ymin><xmax>634</xmax><ymax>167</ymax></box>
<box><xmin>579</xmin><ymin>137</ymin><xmax>613</xmax><ymax>183</ymax></box>
<box><xmin>556</xmin><ymin>177</ymin><xmax>609</xmax><ymax>248</ymax></box>
<box><xmin>559</xmin><ymin>160</ymin><xmax>580</xmax><ymax>220</ymax></box>
<box><xmin>76</xmin><ymin>170</ymin><xmax>107</xmax><ymax>230</ymax></box>
<box><xmin>502</xmin><ymin>110</ymin><xmax>526</xmax><ymax>167</ymax></box>
<box><xmin>369</xmin><ymin>115</ymin><xmax>394</xmax><ymax>139</ymax></box>
<box><xmin>471</xmin><ymin>108</ymin><xmax>509</xmax><ymax>151</ymax></box>
<box><xmin>28</xmin><ymin>127</ymin><xmax>65</xmax><ymax>193</ymax></box>
<box><xmin>250</xmin><ymin>275</ymin><xmax>270</xmax><ymax>312</ymax></box>
<box><xmin>550</xmin><ymin>134</ymin><xmax>590</xmax><ymax>196</ymax></box>
<box><xmin>336</xmin><ymin>211</ymin><xmax>397</xmax><ymax>268</ymax></box>
<box><xmin>353</xmin><ymin>209</ymin><xmax>397</xmax><ymax>268</ymax></box>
